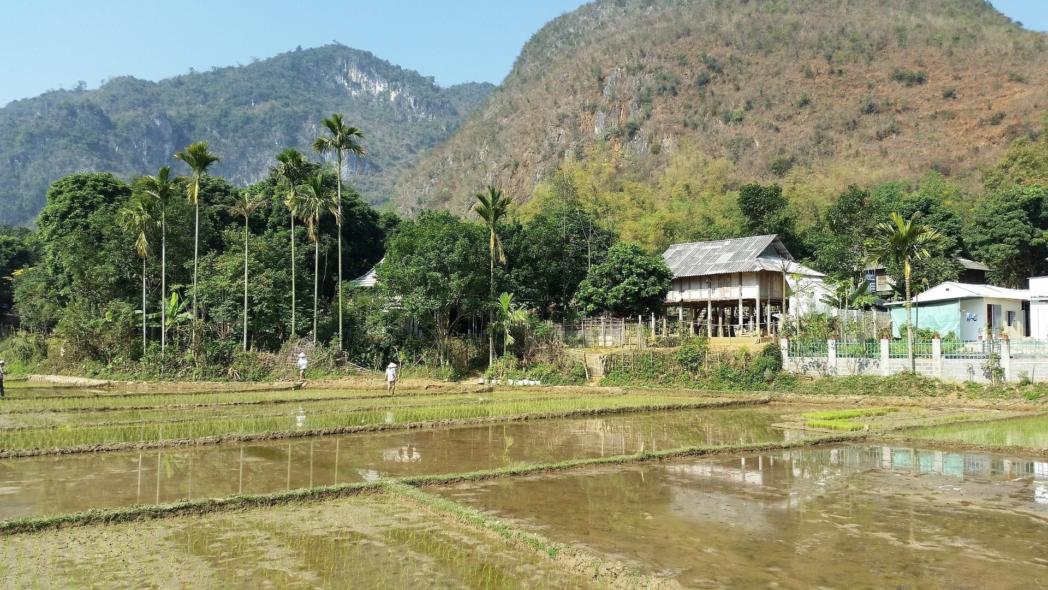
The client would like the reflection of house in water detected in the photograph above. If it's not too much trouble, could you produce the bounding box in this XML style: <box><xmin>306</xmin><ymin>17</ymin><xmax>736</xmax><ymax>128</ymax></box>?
<box><xmin>382</xmin><ymin>446</ymin><xmax>422</xmax><ymax>463</ymax></box>
<box><xmin>668</xmin><ymin>445</ymin><xmax>1048</xmax><ymax>511</ymax></box>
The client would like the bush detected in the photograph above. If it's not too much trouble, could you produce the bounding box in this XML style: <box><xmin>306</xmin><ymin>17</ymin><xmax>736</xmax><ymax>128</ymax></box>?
<box><xmin>675</xmin><ymin>337</ymin><xmax>709</xmax><ymax>373</ymax></box>
<box><xmin>891</xmin><ymin>69</ymin><xmax>927</xmax><ymax>86</ymax></box>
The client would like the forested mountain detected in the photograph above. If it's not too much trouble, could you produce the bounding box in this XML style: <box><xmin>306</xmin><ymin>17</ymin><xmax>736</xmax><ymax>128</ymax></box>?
<box><xmin>0</xmin><ymin>44</ymin><xmax>493</xmax><ymax>226</ymax></box>
<box><xmin>393</xmin><ymin>0</ymin><xmax>1048</xmax><ymax>216</ymax></box>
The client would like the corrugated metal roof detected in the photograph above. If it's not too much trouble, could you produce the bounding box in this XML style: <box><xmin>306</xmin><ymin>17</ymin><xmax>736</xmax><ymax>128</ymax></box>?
<box><xmin>349</xmin><ymin>259</ymin><xmax>382</xmax><ymax>288</ymax></box>
<box><xmin>662</xmin><ymin>234</ymin><xmax>822</xmax><ymax>278</ymax></box>
<box><xmin>886</xmin><ymin>281</ymin><xmax>1029</xmax><ymax>305</ymax></box>
<box><xmin>956</xmin><ymin>257</ymin><xmax>990</xmax><ymax>271</ymax></box>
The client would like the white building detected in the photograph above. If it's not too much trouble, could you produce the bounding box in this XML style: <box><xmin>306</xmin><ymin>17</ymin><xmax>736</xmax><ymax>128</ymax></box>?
<box><xmin>887</xmin><ymin>282</ymin><xmax>1030</xmax><ymax>340</ymax></box>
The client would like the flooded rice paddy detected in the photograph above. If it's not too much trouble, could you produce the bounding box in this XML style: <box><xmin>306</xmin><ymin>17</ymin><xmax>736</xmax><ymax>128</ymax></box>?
<box><xmin>0</xmin><ymin>405</ymin><xmax>796</xmax><ymax>520</ymax></box>
<box><xmin>2</xmin><ymin>382</ymin><xmax>1046</xmax><ymax>588</ymax></box>
<box><xmin>0</xmin><ymin>493</ymin><xmax>589</xmax><ymax>589</ymax></box>
<box><xmin>906</xmin><ymin>413</ymin><xmax>1048</xmax><ymax>450</ymax></box>
<box><xmin>438</xmin><ymin>443</ymin><xmax>1048</xmax><ymax>588</ymax></box>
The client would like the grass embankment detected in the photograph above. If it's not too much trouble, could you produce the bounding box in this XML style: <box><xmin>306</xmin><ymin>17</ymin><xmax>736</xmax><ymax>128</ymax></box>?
<box><xmin>0</xmin><ymin>434</ymin><xmax>850</xmax><ymax>535</ymax></box>
<box><xmin>0</xmin><ymin>395</ymin><xmax>759</xmax><ymax>457</ymax></box>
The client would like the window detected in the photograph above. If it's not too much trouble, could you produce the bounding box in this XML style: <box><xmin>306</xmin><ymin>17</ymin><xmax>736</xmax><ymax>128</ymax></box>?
<box><xmin>1007</xmin><ymin>310</ymin><xmax>1016</xmax><ymax>327</ymax></box>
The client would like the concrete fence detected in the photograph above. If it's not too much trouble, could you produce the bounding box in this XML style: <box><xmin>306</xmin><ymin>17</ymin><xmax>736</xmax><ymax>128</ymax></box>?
<box><xmin>781</xmin><ymin>338</ymin><xmax>1048</xmax><ymax>384</ymax></box>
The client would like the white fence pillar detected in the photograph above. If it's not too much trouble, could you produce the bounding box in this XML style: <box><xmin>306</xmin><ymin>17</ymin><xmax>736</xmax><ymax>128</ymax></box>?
<box><xmin>1002</xmin><ymin>339</ymin><xmax>1012</xmax><ymax>382</ymax></box>
<box><xmin>932</xmin><ymin>338</ymin><xmax>943</xmax><ymax>378</ymax></box>
<box><xmin>880</xmin><ymin>339</ymin><xmax>890</xmax><ymax>376</ymax></box>
<box><xmin>828</xmin><ymin>339</ymin><xmax>838</xmax><ymax>375</ymax></box>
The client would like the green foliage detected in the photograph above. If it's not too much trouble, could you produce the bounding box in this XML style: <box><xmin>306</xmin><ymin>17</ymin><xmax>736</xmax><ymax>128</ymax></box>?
<box><xmin>675</xmin><ymin>337</ymin><xmax>709</xmax><ymax>373</ymax></box>
<box><xmin>737</xmin><ymin>182</ymin><xmax>802</xmax><ymax>255</ymax></box>
<box><xmin>963</xmin><ymin>185</ymin><xmax>1048</xmax><ymax>287</ymax></box>
<box><xmin>575</xmin><ymin>242</ymin><xmax>672</xmax><ymax>317</ymax></box>
<box><xmin>890</xmin><ymin>69</ymin><xmax>927</xmax><ymax>86</ymax></box>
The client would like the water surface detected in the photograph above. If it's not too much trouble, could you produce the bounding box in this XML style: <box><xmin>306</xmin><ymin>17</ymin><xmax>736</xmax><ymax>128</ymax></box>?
<box><xmin>439</xmin><ymin>444</ymin><xmax>1048</xmax><ymax>588</ymax></box>
<box><xmin>0</xmin><ymin>405</ymin><xmax>794</xmax><ymax>520</ymax></box>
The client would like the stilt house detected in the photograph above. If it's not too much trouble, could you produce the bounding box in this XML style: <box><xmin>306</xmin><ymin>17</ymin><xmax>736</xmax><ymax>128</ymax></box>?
<box><xmin>661</xmin><ymin>235</ymin><xmax>827</xmax><ymax>337</ymax></box>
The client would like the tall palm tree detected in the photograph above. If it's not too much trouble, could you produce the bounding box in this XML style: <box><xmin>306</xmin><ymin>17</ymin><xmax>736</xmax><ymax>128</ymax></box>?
<box><xmin>229</xmin><ymin>192</ymin><xmax>263</xmax><ymax>351</ymax></box>
<box><xmin>275</xmin><ymin>149</ymin><xmax>309</xmax><ymax>338</ymax></box>
<box><xmin>869</xmin><ymin>212</ymin><xmax>944</xmax><ymax>372</ymax></box>
<box><xmin>173</xmin><ymin>142</ymin><xmax>220</xmax><ymax>343</ymax></box>
<box><xmin>137</xmin><ymin>166</ymin><xmax>177</xmax><ymax>354</ymax></box>
<box><xmin>313</xmin><ymin>114</ymin><xmax>365</xmax><ymax>352</ymax></box>
<box><xmin>474</xmin><ymin>186</ymin><xmax>512</xmax><ymax>366</ymax></box>
<box><xmin>496</xmin><ymin>292</ymin><xmax>529</xmax><ymax>357</ymax></box>
<box><xmin>118</xmin><ymin>193</ymin><xmax>155</xmax><ymax>352</ymax></box>
<box><xmin>297</xmin><ymin>172</ymin><xmax>331</xmax><ymax>345</ymax></box>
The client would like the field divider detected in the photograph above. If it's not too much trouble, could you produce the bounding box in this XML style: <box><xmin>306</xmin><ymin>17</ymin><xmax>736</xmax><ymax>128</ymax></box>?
<box><xmin>0</xmin><ymin>432</ymin><xmax>856</xmax><ymax>535</ymax></box>
<box><xmin>0</xmin><ymin>398</ymin><xmax>767</xmax><ymax>459</ymax></box>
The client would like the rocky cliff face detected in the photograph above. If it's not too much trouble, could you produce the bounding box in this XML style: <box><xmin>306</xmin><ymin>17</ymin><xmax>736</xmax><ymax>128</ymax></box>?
<box><xmin>0</xmin><ymin>44</ymin><xmax>493</xmax><ymax>226</ymax></box>
<box><xmin>393</xmin><ymin>0</ymin><xmax>1048</xmax><ymax>216</ymax></box>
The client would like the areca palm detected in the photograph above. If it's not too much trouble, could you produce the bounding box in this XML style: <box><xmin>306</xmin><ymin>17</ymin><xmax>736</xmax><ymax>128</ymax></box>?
<box><xmin>275</xmin><ymin>148</ymin><xmax>309</xmax><ymax>337</ymax></box>
<box><xmin>495</xmin><ymin>292</ymin><xmax>529</xmax><ymax>357</ymax></box>
<box><xmin>173</xmin><ymin>142</ymin><xmax>220</xmax><ymax>343</ymax></box>
<box><xmin>474</xmin><ymin>186</ymin><xmax>512</xmax><ymax>366</ymax></box>
<box><xmin>137</xmin><ymin>166</ymin><xmax>177</xmax><ymax>354</ymax></box>
<box><xmin>229</xmin><ymin>193</ymin><xmax>263</xmax><ymax>351</ymax></box>
<box><xmin>297</xmin><ymin>172</ymin><xmax>332</xmax><ymax>344</ymax></box>
<box><xmin>869</xmin><ymin>212</ymin><xmax>944</xmax><ymax>372</ymax></box>
<box><xmin>313</xmin><ymin>114</ymin><xmax>365</xmax><ymax>352</ymax></box>
<box><xmin>118</xmin><ymin>193</ymin><xmax>155</xmax><ymax>352</ymax></box>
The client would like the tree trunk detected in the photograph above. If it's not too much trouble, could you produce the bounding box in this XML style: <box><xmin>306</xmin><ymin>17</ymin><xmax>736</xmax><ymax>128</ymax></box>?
<box><xmin>336</xmin><ymin>152</ymin><xmax>344</xmax><ymax>352</ymax></box>
<box><xmin>489</xmin><ymin>235</ymin><xmax>495</xmax><ymax>366</ymax></box>
<box><xmin>290</xmin><ymin>215</ymin><xmax>296</xmax><ymax>338</ymax></box>
<box><xmin>160</xmin><ymin>208</ymin><xmax>166</xmax><ymax>354</ymax></box>
<box><xmin>142</xmin><ymin>258</ymin><xmax>147</xmax><ymax>353</ymax></box>
<box><xmin>192</xmin><ymin>186</ymin><xmax>200</xmax><ymax>356</ymax></box>
<box><xmin>905</xmin><ymin>262</ymin><xmax>914</xmax><ymax>373</ymax></box>
<box><xmin>313</xmin><ymin>236</ymin><xmax>319</xmax><ymax>345</ymax></box>
<box><xmin>242</xmin><ymin>217</ymin><xmax>249</xmax><ymax>352</ymax></box>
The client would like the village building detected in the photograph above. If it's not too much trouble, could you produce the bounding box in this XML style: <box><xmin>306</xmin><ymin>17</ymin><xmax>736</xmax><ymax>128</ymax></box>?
<box><xmin>887</xmin><ymin>282</ymin><xmax>1030</xmax><ymax>340</ymax></box>
<box><xmin>661</xmin><ymin>235</ymin><xmax>829</xmax><ymax>337</ymax></box>
<box><xmin>864</xmin><ymin>257</ymin><xmax>990</xmax><ymax>296</ymax></box>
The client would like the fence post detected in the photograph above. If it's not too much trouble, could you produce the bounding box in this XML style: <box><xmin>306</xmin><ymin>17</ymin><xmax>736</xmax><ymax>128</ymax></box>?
<box><xmin>827</xmin><ymin>339</ymin><xmax>837</xmax><ymax>375</ymax></box>
<box><xmin>932</xmin><ymin>338</ymin><xmax>943</xmax><ymax>379</ymax></box>
<box><xmin>780</xmin><ymin>337</ymin><xmax>790</xmax><ymax>372</ymax></box>
<box><xmin>1001</xmin><ymin>339</ymin><xmax>1012</xmax><ymax>382</ymax></box>
<box><xmin>880</xmin><ymin>338</ymin><xmax>890</xmax><ymax>376</ymax></box>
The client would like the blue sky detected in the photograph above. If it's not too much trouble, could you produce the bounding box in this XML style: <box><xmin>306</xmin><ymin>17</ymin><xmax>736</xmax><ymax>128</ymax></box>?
<box><xmin>0</xmin><ymin>0</ymin><xmax>1043</xmax><ymax>106</ymax></box>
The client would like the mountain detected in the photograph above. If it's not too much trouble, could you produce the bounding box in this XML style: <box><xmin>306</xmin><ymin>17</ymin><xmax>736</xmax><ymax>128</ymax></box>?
<box><xmin>0</xmin><ymin>44</ymin><xmax>493</xmax><ymax>226</ymax></box>
<box><xmin>393</xmin><ymin>0</ymin><xmax>1048</xmax><ymax>216</ymax></box>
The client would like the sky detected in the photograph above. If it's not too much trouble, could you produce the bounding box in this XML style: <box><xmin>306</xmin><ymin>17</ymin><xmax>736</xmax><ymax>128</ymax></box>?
<box><xmin>0</xmin><ymin>0</ymin><xmax>1044</xmax><ymax>107</ymax></box>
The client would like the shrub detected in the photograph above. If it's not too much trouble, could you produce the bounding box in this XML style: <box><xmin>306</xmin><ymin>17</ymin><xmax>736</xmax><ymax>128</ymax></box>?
<box><xmin>860</xmin><ymin>96</ymin><xmax>879</xmax><ymax>115</ymax></box>
<box><xmin>769</xmin><ymin>156</ymin><xmax>795</xmax><ymax>177</ymax></box>
<box><xmin>675</xmin><ymin>337</ymin><xmax>709</xmax><ymax>373</ymax></box>
<box><xmin>942</xmin><ymin>87</ymin><xmax>957</xmax><ymax>99</ymax></box>
<box><xmin>891</xmin><ymin>69</ymin><xmax>927</xmax><ymax>86</ymax></box>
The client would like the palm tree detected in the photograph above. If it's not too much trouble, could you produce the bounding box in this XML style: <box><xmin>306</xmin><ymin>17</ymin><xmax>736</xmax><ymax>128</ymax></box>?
<box><xmin>313</xmin><ymin>114</ymin><xmax>365</xmax><ymax>352</ymax></box>
<box><xmin>173</xmin><ymin>142</ymin><xmax>220</xmax><ymax>344</ymax></box>
<box><xmin>495</xmin><ymin>293</ymin><xmax>529</xmax><ymax>357</ymax></box>
<box><xmin>137</xmin><ymin>166</ymin><xmax>177</xmax><ymax>354</ymax></box>
<box><xmin>275</xmin><ymin>149</ymin><xmax>309</xmax><ymax>338</ymax></box>
<box><xmin>474</xmin><ymin>186</ymin><xmax>512</xmax><ymax>366</ymax></box>
<box><xmin>229</xmin><ymin>192</ymin><xmax>263</xmax><ymax>351</ymax></box>
<box><xmin>118</xmin><ymin>193</ymin><xmax>155</xmax><ymax>352</ymax></box>
<box><xmin>297</xmin><ymin>172</ymin><xmax>331</xmax><ymax>344</ymax></box>
<box><xmin>869</xmin><ymin>212</ymin><xmax>944</xmax><ymax>372</ymax></box>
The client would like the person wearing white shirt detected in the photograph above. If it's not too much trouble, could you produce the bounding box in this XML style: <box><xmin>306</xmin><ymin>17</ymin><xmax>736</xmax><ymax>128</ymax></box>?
<box><xmin>385</xmin><ymin>362</ymin><xmax>398</xmax><ymax>395</ymax></box>
<box><xmin>297</xmin><ymin>352</ymin><xmax>308</xmax><ymax>380</ymax></box>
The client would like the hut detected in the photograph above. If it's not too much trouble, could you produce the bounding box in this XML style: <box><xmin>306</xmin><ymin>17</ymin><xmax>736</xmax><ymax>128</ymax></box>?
<box><xmin>661</xmin><ymin>235</ymin><xmax>827</xmax><ymax>337</ymax></box>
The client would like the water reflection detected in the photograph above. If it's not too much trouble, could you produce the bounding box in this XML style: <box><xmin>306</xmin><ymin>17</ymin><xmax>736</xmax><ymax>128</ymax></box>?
<box><xmin>0</xmin><ymin>406</ymin><xmax>792</xmax><ymax>520</ymax></box>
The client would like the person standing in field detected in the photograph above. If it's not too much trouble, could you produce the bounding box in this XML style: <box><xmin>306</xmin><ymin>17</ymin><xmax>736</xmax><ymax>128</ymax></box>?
<box><xmin>297</xmin><ymin>352</ymin><xmax>308</xmax><ymax>380</ymax></box>
<box><xmin>0</xmin><ymin>360</ymin><xmax>5</xmax><ymax>398</ymax></box>
<box><xmin>386</xmin><ymin>362</ymin><xmax>398</xmax><ymax>395</ymax></box>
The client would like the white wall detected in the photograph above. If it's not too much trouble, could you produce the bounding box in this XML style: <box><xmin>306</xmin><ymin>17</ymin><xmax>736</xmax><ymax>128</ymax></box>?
<box><xmin>958</xmin><ymin>297</ymin><xmax>1025</xmax><ymax>340</ymax></box>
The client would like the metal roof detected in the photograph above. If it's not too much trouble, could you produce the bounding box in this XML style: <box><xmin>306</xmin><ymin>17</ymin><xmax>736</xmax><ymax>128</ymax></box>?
<box><xmin>662</xmin><ymin>234</ymin><xmax>823</xmax><ymax>278</ymax></box>
<box><xmin>349</xmin><ymin>259</ymin><xmax>382</xmax><ymax>288</ymax></box>
<box><xmin>886</xmin><ymin>281</ymin><xmax>1029</xmax><ymax>305</ymax></box>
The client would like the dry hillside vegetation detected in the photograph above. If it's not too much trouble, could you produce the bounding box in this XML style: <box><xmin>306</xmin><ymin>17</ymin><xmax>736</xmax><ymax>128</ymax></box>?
<box><xmin>394</xmin><ymin>0</ymin><xmax>1048</xmax><ymax>216</ymax></box>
